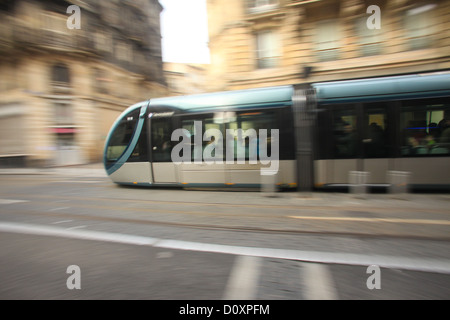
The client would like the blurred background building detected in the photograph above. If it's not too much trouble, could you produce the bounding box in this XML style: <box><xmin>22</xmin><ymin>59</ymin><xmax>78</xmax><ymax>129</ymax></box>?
<box><xmin>0</xmin><ymin>0</ymin><xmax>167</xmax><ymax>167</ymax></box>
<box><xmin>1</xmin><ymin>0</ymin><xmax>449</xmax><ymax>167</ymax></box>
<box><xmin>206</xmin><ymin>0</ymin><xmax>450</xmax><ymax>91</ymax></box>
<box><xmin>164</xmin><ymin>62</ymin><xmax>207</xmax><ymax>96</ymax></box>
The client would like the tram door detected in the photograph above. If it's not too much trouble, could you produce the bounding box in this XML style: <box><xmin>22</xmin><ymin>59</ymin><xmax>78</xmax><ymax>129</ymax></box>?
<box><xmin>150</xmin><ymin>115</ymin><xmax>177</xmax><ymax>184</ymax></box>
<box><xmin>318</xmin><ymin>103</ymin><xmax>390</xmax><ymax>185</ymax></box>
<box><xmin>361</xmin><ymin>103</ymin><xmax>390</xmax><ymax>184</ymax></box>
<box><xmin>325</xmin><ymin>105</ymin><xmax>360</xmax><ymax>184</ymax></box>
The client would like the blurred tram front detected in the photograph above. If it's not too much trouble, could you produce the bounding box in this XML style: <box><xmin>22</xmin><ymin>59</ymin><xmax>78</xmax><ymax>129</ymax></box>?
<box><xmin>103</xmin><ymin>86</ymin><xmax>299</xmax><ymax>189</ymax></box>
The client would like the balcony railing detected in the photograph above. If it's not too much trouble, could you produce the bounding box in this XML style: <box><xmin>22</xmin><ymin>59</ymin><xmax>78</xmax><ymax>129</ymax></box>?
<box><xmin>10</xmin><ymin>22</ymin><xmax>96</xmax><ymax>56</ymax></box>
<box><xmin>246</xmin><ymin>0</ymin><xmax>279</xmax><ymax>14</ymax></box>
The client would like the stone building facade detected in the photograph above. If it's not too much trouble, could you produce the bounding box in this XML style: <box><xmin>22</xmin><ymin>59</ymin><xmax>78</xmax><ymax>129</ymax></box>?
<box><xmin>206</xmin><ymin>0</ymin><xmax>450</xmax><ymax>91</ymax></box>
<box><xmin>0</xmin><ymin>0</ymin><xmax>168</xmax><ymax>167</ymax></box>
<box><xmin>164</xmin><ymin>63</ymin><xmax>208</xmax><ymax>96</ymax></box>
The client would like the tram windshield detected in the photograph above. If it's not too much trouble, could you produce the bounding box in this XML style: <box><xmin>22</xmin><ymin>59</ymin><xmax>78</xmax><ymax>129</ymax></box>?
<box><xmin>105</xmin><ymin>108</ymin><xmax>140</xmax><ymax>165</ymax></box>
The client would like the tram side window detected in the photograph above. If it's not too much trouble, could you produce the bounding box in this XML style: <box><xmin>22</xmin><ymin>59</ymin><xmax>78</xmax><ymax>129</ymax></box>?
<box><xmin>203</xmin><ymin>117</ymin><xmax>225</xmax><ymax>161</ymax></box>
<box><xmin>179</xmin><ymin>111</ymin><xmax>277</xmax><ymax>162</ymax></box>
<box><xmin>180</xmin><ymin>118</ymin><xmax>196</xmax><ymax>161</ymax></box>
<box><xmin>105</xmin><ymin>109</ymin><xmax>139</xmax><ymax>163</ymax></box>
<box><xmin>363</xmin><ymin>103</ymin><xmax>389</xmax><ymax>158</ymax></box>
<box><xmin>181</xmin><ymin>113</ymin><xmax>228</xmax><ymax>162</ymax></box>
<box><xmin>152</xmin><ymin>117</ymin><xmax>173</xmax><ymax>162</ymax></box>
<box><xmin>228</xmin><ymin>111</ymin><xmax>277</xmax><ymax>161</ymax></box>
<box><xmin>400</xmin><ymin>99</ymin><xmax>450</xmax><ymax>156</ymax></box>
<box><xmin>333</xmin><ymin>107</ymin><xmax>358</xmax><ymax>159</ymax></box>
<box><xmin>129</xmin><ymin>117</ymin><xmax>148</xmax><ymax>162</ymax></box>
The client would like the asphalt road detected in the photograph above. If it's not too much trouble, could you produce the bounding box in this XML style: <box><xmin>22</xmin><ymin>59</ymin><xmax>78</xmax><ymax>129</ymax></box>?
<box><xmin>0</xmin><ymin>172</ymin><xmax>449</xmax><ymax>300</ymax></box>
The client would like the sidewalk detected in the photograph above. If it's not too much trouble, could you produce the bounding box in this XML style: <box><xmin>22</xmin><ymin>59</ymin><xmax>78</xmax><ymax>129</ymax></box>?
<box><xmin>135</xmin><ymin>187</ymin><xmax>450</xmax><ymax>212</ymax></box>
<box><xmin>0</xmin><ymin>162</ymin><xmax>449</xmax><ymax>211</ymax></box>
<box><xmin>0</xmin><ymin>163</ymin><xmax>107</xmax><ymax>177</ymax></box>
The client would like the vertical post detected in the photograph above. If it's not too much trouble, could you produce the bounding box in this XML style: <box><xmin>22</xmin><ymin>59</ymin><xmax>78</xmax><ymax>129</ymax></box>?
<box><xmin>293</xmin><ymin>84</ymin><xmax>317</xmax><ymax>194</ymax></box>
<box><xmin>261</xmin><ymin>173</ymin><xmax>278</xmax><ymax>197</ymax></box>
<box><xmin>388</xmin><ymin>170</ymin><xmax>411</xmax><ymax>199</ymax></box>
<box><xmin>349</xmin><ymin>171</ymin><xmax>370</xmax><ymax>198</ymax></box>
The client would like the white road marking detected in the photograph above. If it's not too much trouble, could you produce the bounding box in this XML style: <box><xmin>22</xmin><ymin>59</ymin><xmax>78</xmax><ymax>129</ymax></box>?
<box><xmin>0</xmin><ymin>222</ymin><xmax>158</xmax><ymax>246</ymax></box>
<box><xmin>0</xmin><ymin>199</ymin><xmax>29</xmax><ymax>205</ymax></box>
<box><xmin>59</xmin><ymin>180</ymin><xmax>102</xmax><ymax>184</ymax></box>
<box><xmin>49</xmin><ymin>207</ymin><xmax>69</xmax><ymax>211</ymax></box>
<box><xmin>223</xmin><ymin>255</ymin><xmax>261</xmax><ymax>300</ymax></box>
<box><xmin>301</xmin><ymin>263</ymin><xmax>339</xmax><ymax>300</ymax></box>
<box><xmin>51</xmin><ymin>220</ymin><xmax>73</xmax><ymax>224</ymax></box>
<box><xmin>65</xmin><ymin>225</ymin><xmax>87</xmax><ymax>230</ymax></box>
<box><xmin>0</xmin><ymin>222</ymin><xmax>449</xmax><ymax>274</ymax></box>
<box><xmin>156</xmin><ymin>251</ymin><xmax>174</xmax><ymax>259</ymax></box>
<box><xmin>289</xmin><ymin>215</ymin><xmax>450</xmax><ymax>226</ymax></box>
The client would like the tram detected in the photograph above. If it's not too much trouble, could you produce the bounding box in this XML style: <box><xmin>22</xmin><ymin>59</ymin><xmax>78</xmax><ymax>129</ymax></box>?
<box><xmin>104</xmin><ymin>71</ymin><xmax>450</xmax><ymax>191</ymax></box>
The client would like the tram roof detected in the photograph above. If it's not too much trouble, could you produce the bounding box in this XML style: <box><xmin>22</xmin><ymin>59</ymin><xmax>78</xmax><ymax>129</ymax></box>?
<box><xmin>149</xmin><ymin>85</ymin><xmax>294</xmax><ymax>112</ymax></box>
<box><xmin>313</xmin><ymin>71</ymin><xmax>450</xmax><ymax>104</ymax></box>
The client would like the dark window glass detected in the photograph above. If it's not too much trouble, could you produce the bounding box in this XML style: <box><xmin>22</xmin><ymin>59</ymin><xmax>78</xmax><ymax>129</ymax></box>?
<box><xmin>400</xmin><ymin>98</ymin><xmax>450</xmax><ymax>156</ymax></box>
<box><xmin>177</xmin><ymin>109</ymin><xmax>282</xmax><ymax>163</ymax></box>
<box><xmin>317</xmin><ymin>105</ymin><xmax>357</xmax><ymax>159</ymax></box>
<box><xmin>229</xmin><ymin>111</ymin><xmax>278</xmax><ymax>161</ymax></box>
<box><xmin>180</xmin><ymin>113</ymin><xmax>226</xmax><ymax>162</ymax></box>
<box><xmin>333</xmin><ymin>106</ymin><xmax>358</xmax><ymax>158</ymax></box>
<box><xmin>105</xmin><ymin>109</ymin><xmax>139</xmax><ymax>165</ymax></box>
<box><xmin>52</xmin><ymin>64</ymin><xmax>70</xmax><ymax>84</ymax></box>
<box><xmin>151</xmin><ymin>117</ymin><xmax>173</xmax><ymax>162</ymax></box>
<box><xmin>129</xmin><ymin>117</ymin><xmax>149</xmax><ymax>162</ymax></box>
<box><xmin>363</xmin><ymin>103</ymin><xmax>389</xmax><ymax>158</ymax></box>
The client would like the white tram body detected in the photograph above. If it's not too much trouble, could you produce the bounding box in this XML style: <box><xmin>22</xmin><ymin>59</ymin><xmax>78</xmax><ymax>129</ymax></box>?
<box><xmin>104</xmin><ymin>72</ymin><xmax>450</xmax><ymax>191</ymax></box>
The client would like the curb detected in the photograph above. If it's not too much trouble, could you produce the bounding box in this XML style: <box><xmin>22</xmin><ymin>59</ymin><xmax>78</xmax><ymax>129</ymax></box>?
<box><xmin>0</xmin><ymin>168</ymin><xmax>107</xmax><ymax>177</ymax></box>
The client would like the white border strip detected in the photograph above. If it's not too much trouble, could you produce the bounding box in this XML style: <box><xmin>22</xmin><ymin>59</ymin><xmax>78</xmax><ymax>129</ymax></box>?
<box><xmin>1</xmin><ymin>222</ymin><xmax>450</xmax><ymax>274</ymax></box>
<box><xmin>0</xmin><ymin>222</ymin><xmax>158</xmax><ymax>246</ymax></box>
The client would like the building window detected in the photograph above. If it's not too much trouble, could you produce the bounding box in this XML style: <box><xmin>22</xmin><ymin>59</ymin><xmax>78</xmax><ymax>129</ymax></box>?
<box><xmin>247</xmin><ymin>0</ymin><xmax>278</xmax><ymax>13</ymax></box>
<box><xmin>94</xmin><ymin>31</ymin><xmax>112</xmax><ymax>53</ymax></box>
<box><xmin>41</xmin><ymin>12</ymin><xmax>68</xmax><ymax>35</ymax></box>
<box><xmin>255</xmin><ymin>30</ymin><xmax>280</xmax><ymax>69</ymax></box>
<box><xmin>404</xmin><ymin>4</ymin><xmax>436</xmax><ymax>50</ymax></box>
<box><xmin>54</xmin><ymin>102</ymin><xmax>74</xmax><ymax>126</ymax></box>
<box><xmin>115</xmin><ymin>42</ymin><xmax>132</xmax><ymax>62</ymax></box>
<box><xmin>355</xmin><ymin>16</ymin><xmax>383</xmax><ymax>56</ymax></box>
<box><xmin>52</xmin><ymin>63</ymin><xmax>70</xmax><ymax>84</ymax></box>
<box><xmin>315</xmin><ymin>20</ymin><xmax>340</xmax><ymax>62</ymax></box>
<box><xmin>51</xmin><ymin>63</ymin><xmax>71</xmax><ymax>93</ymax></box>
<box><xmin>93</xmin><ymin>68</ymin><xmax>109</xmax><ymax>94</ymax></box>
